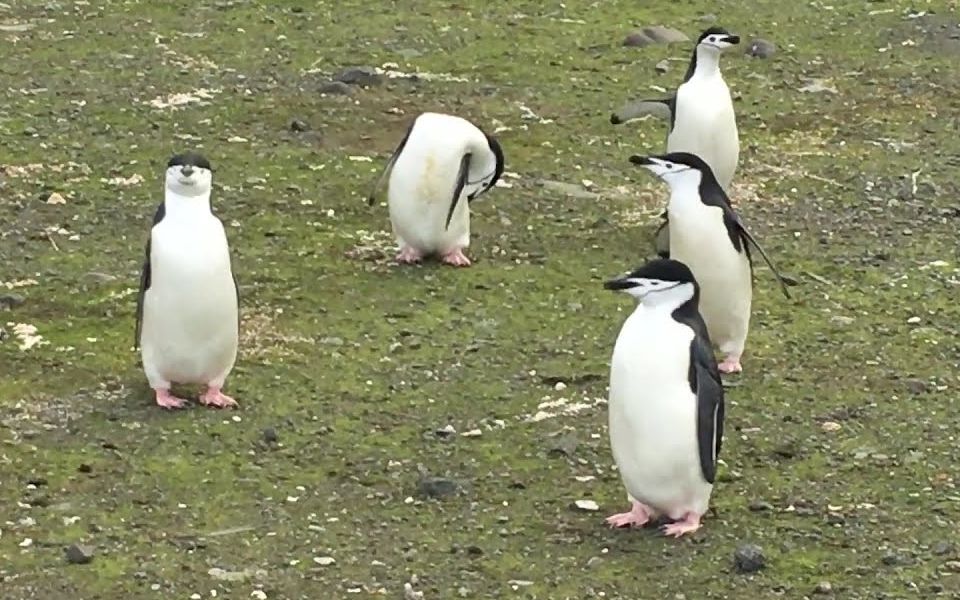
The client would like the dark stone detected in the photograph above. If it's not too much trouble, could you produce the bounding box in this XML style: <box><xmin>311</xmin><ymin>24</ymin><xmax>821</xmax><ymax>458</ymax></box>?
<box><xmin>262</xmin><ymin>428</ymin><xmax>279</xmax><ymax>443</ymax></box>
<box><xmin>318</xmin><ymin>81</ymin><xmax>353</xmax><ymax>95</ymax></box>
<box><xmin>733</xmin><ymin>544</ymin><xmax>766</xmax><ymax>574</ymax></box>
<box><xmin>416</xmin><ymin>477</ymin><xmax>460</xmax><ymax>499</ymax></box>
<box><xmin>77</xmin><ymin>464</ymin><xmax>93</xmax><ymax>474</ymax></box>
<box><xmin>64</xmin><ymin>544</ymin><xmax>94</xmax><ymax>565</ymax></box>
<box><xmin>746</xmin><ymin>38</ymin><xmax>777</xmax><ymax>58</ymax></box>
<box><xmin>813</xmin><ymin>581</ymin><xmax>833</xmax><ymax>595</ymax></box>
<box><xmin>748</xmin><ymin>500</ymin><xmax>774</xmax><ymax>512</ymax></box>
<box><xmin>334</xmin><ymin>66</ymin><xmax>382</xmax><ymax>87</ymax></box>
<box><xmin>465</xmin><ymin>545</ymin><xmax>483</xmax><ymax>557</ymax></box>
<box><xmin>547</xmin><ymin>435</ymin><xmax>578</xmax><ymax>458</ymax></box>
<box><xmin>932</xmin><ymin>541</ymin><xmax>953</xmax><ymax>556</ymax></box>
<box><xmin>289</xmin><ymin>119</ymin><xmax>309</xmax><ymax>132</ymax></box>
<box><xmin>0</xmin><ymin>294</ymin><xmax>25</xmax><ymax>310</ymax></box>
<box><xmin>903</xmin><ymin>379</ymin><xmax>928</xmax><ymax>394</ymax></box>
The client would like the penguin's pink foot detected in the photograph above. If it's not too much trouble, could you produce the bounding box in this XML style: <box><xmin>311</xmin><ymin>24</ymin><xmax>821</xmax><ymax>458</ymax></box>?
<box><xmin>661</xmin><ymin>512</ymin><xmax>702</xmax><ymax>538</ymax></box>
<box><xmin>395</xmin><ymin>246</ymin><xmax>423</xmax><ymax>264</ymax></box>
<box><xmin>155</xmin><ymin>389</ymin><xmax>188</xmax><ymax>410</ymax></box>
<box><xmin>200</xmin><ymin>387</ymin><xmax>238</xmax><ymax>409</ymax></box>
<box><xmin>605</xmin><ymin>500</ymin><xmax>653</xmax><ymax>528</ymax></box>
<box><xmin>718</xmin><ymin>356</ymin><xmax>742</xmax><ymax>373</ymax></box>
<box><xmin>440</xmin><ymin>248</ymin><xmax>471</xmax><ymax>267</ymax></box>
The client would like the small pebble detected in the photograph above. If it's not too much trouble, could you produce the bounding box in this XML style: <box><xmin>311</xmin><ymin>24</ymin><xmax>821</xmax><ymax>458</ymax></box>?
<box><xmin>745</xmin><ymin>38</ymin><xmax>777</xmax><ymax>58</ymax></box>
<box><xmin>813</xmin><ymin>581</ymin><xmax>833</xmax><ymax>594</ymax></box>
<box><xmin>313</xmin><ymin>556</ymin><xmax>335</xmax><ymax>566</ymax></box>
<box><xmin>573</xmin><ymin>499</ymin><xmax>599</xmax><ymax>512</ymax></box>
<box><xmin>733</xmin><ymin>544</ymin><xmax>765</xmax><ymax>573</ymax></box>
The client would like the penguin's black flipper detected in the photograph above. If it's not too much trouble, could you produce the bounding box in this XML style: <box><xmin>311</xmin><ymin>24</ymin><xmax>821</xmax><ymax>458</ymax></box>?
<box><xmin>732</xmin><ymin>216</ymin><xmax>794</xmax><ymax>299</ymax></box>
<box><xmin>366</xmin><ymin>119</ymin><xmax>416</xmax><ymax>206</ymax></box>
<box><xmin>445</xmin><ymin>153</ymin><xmax>472</xmax><ymax>230</ymax></box>
<box><xmin>690</xmin><ymin>324</ymin><xmax>725</xmax><ymax>484</ymax></box>
<box><xmin>135</xmin><ymin>202</ymin><xmax>166</xmax><ymax>349</ymax></box>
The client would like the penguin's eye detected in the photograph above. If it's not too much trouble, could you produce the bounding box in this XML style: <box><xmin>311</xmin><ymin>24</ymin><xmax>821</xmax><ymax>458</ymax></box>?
<box><xmin>709</xmin><ymin>37</ymin><xmax>716</xmax><ymax>42</ymax></box>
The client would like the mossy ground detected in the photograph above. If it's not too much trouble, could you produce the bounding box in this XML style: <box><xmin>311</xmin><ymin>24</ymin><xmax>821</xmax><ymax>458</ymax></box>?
<box><xmin>2</xmin><ymin>1</ymin><xmax>959</xmax><ymax>598</ymax></box>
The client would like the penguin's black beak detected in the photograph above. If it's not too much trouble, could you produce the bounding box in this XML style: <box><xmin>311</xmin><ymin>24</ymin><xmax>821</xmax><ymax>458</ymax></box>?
<box><xmin>181</xmin><ymin>166</ymin><xmax>195</xmax><ymax>177</ymax></box>
<box><xmin>628</xmin><ymin>155</ymin><xmax>654</xmax><ymax>166</ymax></box>
<box><xmin>723</xmin><ymin>34</ymin><xmax>741</xmax><ymax>45</ymax></box>
<box><xmin>604</xmin><ymin>277</ymin><xmax>636</xmax><ymax>291</ymax></box>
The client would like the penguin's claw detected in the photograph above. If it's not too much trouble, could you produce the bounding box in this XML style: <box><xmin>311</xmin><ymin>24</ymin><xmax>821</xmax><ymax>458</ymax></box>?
<box><xmin>605</xmin><ymin>501</ymin><xmax>652</xmax><ymax>528</ymax></box>
<box><xmin>395</xmin><ymin>246</ymin><xmax>423</xmax><ymax>264</ymax></box>
<box><xmin>718</xmin><ymin>356</ymin><xmax>742</xmax><ymax>373</ymax></box>
<box><xmin>155</xmin><ymin>389</ymin><xmax>188</xmax><ymax>410</ymax></box>
<box><xmin>440</xmin><ymin>248</ymin><xmax>471</xmax><ymax>267</ymax></box>
<box><xmin>660</xmin><ymin>513</ymin><xmax>701</xmax><ymax>538</ymax></box>
<box><xmin>200</xmin><ymin>387</ymin><xmax>238</xmax><ymax>409</ymax></box>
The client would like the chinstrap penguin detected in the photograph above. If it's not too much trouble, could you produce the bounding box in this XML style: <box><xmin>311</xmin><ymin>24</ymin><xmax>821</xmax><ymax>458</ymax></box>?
<box><xmin>629</xmin><ymin>152</ymin><xmax>792</xmax><ymax>374</ymax></box>
<box><xmin>134</xmin><ymin>151</ymin><xmax>240</xmax><ymax>409</ymax></box>
<box><xmin>367</xmin><ymin>111</ymin><xmax>505</xmax><ymax>267</ymax></box>
<box><xmin>611</xmin><ymin>26</ymin><xmax>741</xmax><ymax>258</ymax></box>
<box><xmin>603</xmin><ymin>258</ymin><xmax>725</xmax><ymax>538</ymax></box>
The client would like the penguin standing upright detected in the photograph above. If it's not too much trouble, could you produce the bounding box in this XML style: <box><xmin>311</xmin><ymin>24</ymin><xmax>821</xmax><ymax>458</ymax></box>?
<box><xmin>611</xmin><ymin>26</ymin><xmax>741</xmax><ymax>257</ymax></box>
<box><xmin>603</xmin><ymin>258</ymin><xmax>725</xmax><ymax>538</ymax></box>
<box><xmin>367</xmin><ymin>112</ymin><xmax>505</xmax><ymax>267</ymax></box>
<box><xmin>134</xmin><ymin>152</ymin><xmax>240</xmax><ymax>409</ymax></box>
<box><xmin>629</xmin><ymin>152</ymin><xmax>791</xmax><ymax>374</ymax></box>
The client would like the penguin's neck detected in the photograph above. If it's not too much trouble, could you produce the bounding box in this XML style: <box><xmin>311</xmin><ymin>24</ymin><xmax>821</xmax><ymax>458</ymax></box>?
<box><xmin>640</xmin><ymin>283</ymin><xmax>696</xmax><ymax>313</ymax></box>
<box><xmin>664</xmin><ymin>171</ymin><xmax>705</xmax><ymax>211</ymax></box>
<box><xmin>689</xmin><ymin>47</ymin><xmax>722</xmax><ymax>82</ymax></box>
<box><xmin>163</xmin><ymin>188</ymin><xmax>213</xmax><ymax>222</ymax></box>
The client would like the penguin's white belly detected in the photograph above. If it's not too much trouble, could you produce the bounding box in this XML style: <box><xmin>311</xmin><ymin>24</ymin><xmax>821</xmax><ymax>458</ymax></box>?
<box><xmin>388</xmin><ymin>152</ymin><xmax>470</xmax><ymax>254</ymax></box>
<box><xmin>670</xmin><ymin>85</ymin><xmax>739</xmax><ymax>190</ymax></box>
<box><xmin>141</xmin><ymin>224</ymin><xmax>238</xmax><ymax>386</ymax></box>
<box><xmin>608</xmin><ymin>310</ymin><xmax>711</xmax><ymax>518</ymax></box>
<box><xmin>669</xmin><ymin>206</ymin><xmax>752</xmax><ymax>353</ymax></box>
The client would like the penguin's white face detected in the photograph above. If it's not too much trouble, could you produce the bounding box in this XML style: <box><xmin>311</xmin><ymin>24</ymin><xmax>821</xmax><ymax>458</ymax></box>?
<box><xmin>631</xmin><ymin>156</ymin><xmax>703</xmax><ymax>189</ymax></box>
<box><xmin>605</xmin><ymin>276</ymin><xmax>695</xmax><ymax>305</ymax></box>
<box><xmin>165</xmin><ymin>164</ymin><xmax>212</xmax><ymax>197</ymax></box>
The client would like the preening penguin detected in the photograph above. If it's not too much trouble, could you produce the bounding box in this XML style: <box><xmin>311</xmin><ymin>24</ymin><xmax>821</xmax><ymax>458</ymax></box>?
<box><xmin>367</xmin><ymin>112</ymin><xmax>505</xmax><ymax>267</ymax></box>
<box><xmin>629</xmin><ymin>152</ymin><xmax>792</xmax><ymax>374</ymax></box>
<box><xmin>610</xmin><ymin>26</ymin><xmax>741</xmax><ymax>257</ymax></box>
<box><xmin>134</xmin><ymin>152</ymin><xmax>240</xmax><ymax>409</ymax></box>
<box><xmin>603</xmin><ymin>258</ymin><xmax>725</xmax><ymax>538</ymax></box>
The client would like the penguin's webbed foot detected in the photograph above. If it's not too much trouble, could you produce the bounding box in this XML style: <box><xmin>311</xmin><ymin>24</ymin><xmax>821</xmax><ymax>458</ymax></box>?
<box><xmin>605</xmin><ymin>500</ymin><xmax>653</xmax><ymax>528</ymax></box>
<box><xmin>200</xmin><ymin>387</ymin><xmax>238</xmax><ymax>409</ymax></box>
<box><xmin>395</xmin><ymin>246</ymin><xmax>423</xmax><ymax>264</ymax></box>
<box><xmin>660</xmin><ymin>512</ymin><xmax>701</xmax><ymax>538</ymax></box>
<box><xmin>155</xmin><ymin>389</ymin><xmax>189</xmax><ymax>410</ymax></box>
<box><xmin>718</xmin><ymin>356</ymin><xmax>742</xmax><ymax>374</ymax></box>
<box><xmin>440</xmin><ymin>248</ymin><xmax>471</xmax><ymax>267</ymax></box>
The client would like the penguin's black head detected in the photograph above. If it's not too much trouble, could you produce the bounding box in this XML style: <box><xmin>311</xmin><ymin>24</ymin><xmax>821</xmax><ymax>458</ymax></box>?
<box><xmin>696</xmin><ymin>26</ymin><xmax>740</xmax><ymax>48</ymax></box>
<box><xmin>604</xmin><ymin>259</ymin><xmax>700</xmax><ymax>304</ymax></box>
<box><xmin>629</xmin><ymin>151</ymin><xmax>719</xmax><ymax>186</ymax></box>
<box><xmin>468</xmin><ymin>131</ymin><xmax>506</xmax><ymax>200</ymax></box>
<box><xmin>165</xmin><ymin>151</ymin><xmax>213</xmax><ymax>196</ymax></box>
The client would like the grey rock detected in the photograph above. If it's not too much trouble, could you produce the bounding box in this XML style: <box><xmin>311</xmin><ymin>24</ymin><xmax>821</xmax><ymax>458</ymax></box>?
<box><xmin>538</xmin><ymin>179</ymin><xmax>600</xmax><ymax>200</ymax></box>
<box><xmin>334</xmin><ymin>66</ymin><xmax>382</xmax><ymax>87</ymax></box>
<box><xmin>655</xmin><ymin>59</ymin><xmax>670</xmax><ymax>73</ymax></box>
<box><xmin>623</xmin><ymin>26</ymin><xmax>689</xmax><ymax>47</ymax></box>
<box><xmin>932</xmin><ymin>541</ymin><xmax>953</xmax><ymax>555</ymax></box>
<box><xmin>289</xmin><ymin>118</ymin><xmax>309</xmax><ymax>132</ymax></box>
<box><xmin>64</xmin><ymin>544</ymin><xmax>94</xmax><ymax>565</ymax></box>
<box><xmin>903</xmin><ymin>379</ymin><xmax>928</xmax><ymax>394</ymax></box>
<box><xmin>748</xmin><ymin>500</ymin><xmax>774</xmax><ymax>512</ymax></box>
<box><xmin>261</xmin><ymin>427</ymin><xmax>278</xmax><ymax>443</ymax></box>
<box><xmin>881</xmin><ymin>551</ymin><xmax>911</xmax><ymax>566</ymax></box>
<box><xmin>699</xmin><ymin>14</ymin><xmax>718</xmax><ymax>23</ymax></box>
<box><xmin>547</xmin><ymin>435</ymin><xmax>578</xmax><ymax>458</ymax></box>
<box><xmin>813</xmin><ymin>581</ymin><xmax>833</xmax><ymax>595</ymax></box>
<box><xmin>733</xmin><ymin>544</ymin><xmax>765</xmax><ymax>574</ymax></box>
<box><xmin>318</xmin><ymin>81</ymin><xmax>354</xmax><ymax>95</ymax></box>
<box><xmin>416</xmin><ymin>477</ymin><xmax>460</xmax><ymax>499</ymax></box>
<box><xmin>0</xmin><ymin>293</ymin><xmax>25</xmax><ymax>310</ymax></box>
<box><xmin>745</xmin><ymin>38</ymin><xmax>777</xmax><ymax>58</ymax></box>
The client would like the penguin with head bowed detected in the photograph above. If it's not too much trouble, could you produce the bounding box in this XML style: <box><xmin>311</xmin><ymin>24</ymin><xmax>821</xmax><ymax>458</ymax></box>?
<box><xmin>603</xmin><ymin>258</ymin><xmax>725</xmax><ymax>538</ymax></box>
<box><xmin>134</xmin><ymin>151</ymin><xmax>240</xmax><ymax>409</ymax></box>
<box><xmin>629</xmin><ymin>151</ymin><xmax>792</xmax><ymax>374</ymax></box>
<box><xmin>611</xmin><ymin>26</ymin><xmax>742</xmax><ymax>257</ymax></box>
<box><xmin>367</xmin><ymin>111</ymin><xmax>505</xmax><ymax>267</ymax></box>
